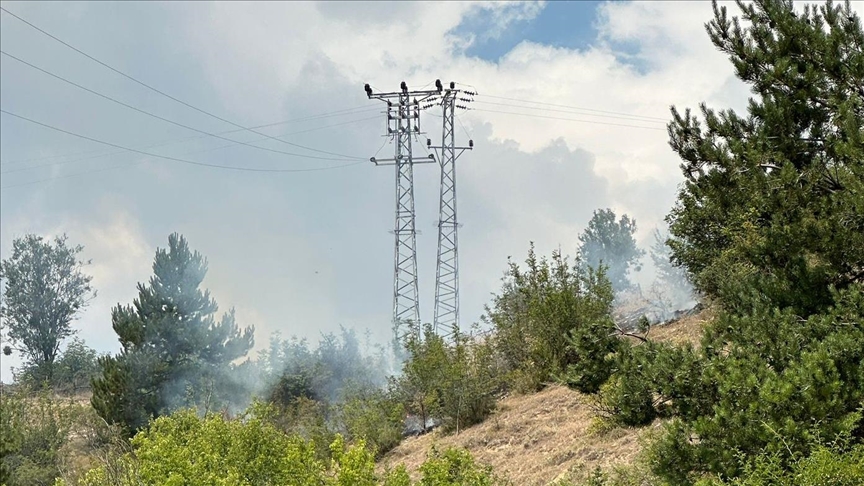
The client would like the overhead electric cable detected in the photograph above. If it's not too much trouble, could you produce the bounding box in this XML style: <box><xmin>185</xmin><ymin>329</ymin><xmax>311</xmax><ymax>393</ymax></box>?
<box><xmin>472</xmin><ymin>100</ymin><xmax>667</xmax><ymax>124</ymax></box>
<box><xmin>471</xmin><ymin>108</ymin><xmax>666</xmax><ymax>131</ymax></box>
<box><xmin>0</xmin><ymin>110</ymin><xmax>366</xmax><ymax>182</ymax></box>
<box><xmin>2</xmin><ymin>114</ymin><xmax>380</xmax><ymax>174</ymax></box>
<box><xmin>0</xmin><ymin>6</ymin><xmax>365</xmax><ymax>160</ymax></box>
<box><xmin>0</xmin><ymin>105</ymin><xmax>378</xmax><ymax>167</ymax></box>
<box><xmin>1</xmin><ymin>50</ymin><xmax>364</xmax><ymax>161</ymax></box>
<box><xmin>476</xmin><ymin>93</ymin><xmax>669</xmax><ymax>122</ymax></box>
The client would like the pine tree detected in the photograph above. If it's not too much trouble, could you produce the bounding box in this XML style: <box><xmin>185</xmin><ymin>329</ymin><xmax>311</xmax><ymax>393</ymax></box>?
<box><xmin>91</xmin><ymin>233</ymin><xmax>253</xmax><ymax>433</ymax></box>
<box><xmin>666</xmin><ymin>0</ymin><xmax>864</xmax><ymax>315</ymax></box>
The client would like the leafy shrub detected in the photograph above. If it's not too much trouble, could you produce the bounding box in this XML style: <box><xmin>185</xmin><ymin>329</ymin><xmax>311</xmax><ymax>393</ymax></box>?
<box><xmin>694</xmin><ymin>433</ymin><xmax>864</xmax><ymax>486</ymax></box>
<box><xmin>594</xmin><ymin>354</ymin><xmax>657</xmax><ymax>427</ymax></box>
<box><xmin>65</xmin><ymin>407</ymin><xmax>506</xmax><ymax>486</ymax></box>
<box><xmin>339</xmin><ymin>386</ymin><xmax>405</xmax><ymax>457</ymax></box>
<box><xmin>393</xmin><ymin>325</ymin><xmax>500</xmax><ymax>435</ymax></box>
<box><xmin>417</xmin><ymin>447</ymin><xmax>509</xmax><ymax>486</ymax></box>
<box><xmin>484</xmin><ymin>244</ymin><xmax>616</xmax><ymax>393</ymax></box>
<box><xmin>76</xmin><ymin>408</ymin><xmax>326</xmax><ymax>486</ymax></box>
<box><xmin>11</xmin><ymin>339</ymin><xmax>101</xmax><ymax>394</ymax></box>
<box><xmin>0</xmin><ymin>386</ymin><xmax>108</xmax><ymax>486</ymax></box>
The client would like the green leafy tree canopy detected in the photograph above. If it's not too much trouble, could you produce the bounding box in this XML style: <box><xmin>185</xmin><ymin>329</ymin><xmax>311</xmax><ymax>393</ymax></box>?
<box><xmin>0</xmin><ymin>234</ymin><xmax>95</xmax><ymax>382</ymax></box>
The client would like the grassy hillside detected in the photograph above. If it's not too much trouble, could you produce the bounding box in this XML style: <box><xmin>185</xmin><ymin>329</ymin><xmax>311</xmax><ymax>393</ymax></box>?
<box><xmin>379</xmin><ymin>309</ymin><xmax>712</xmax><ymax>485</ymax></box>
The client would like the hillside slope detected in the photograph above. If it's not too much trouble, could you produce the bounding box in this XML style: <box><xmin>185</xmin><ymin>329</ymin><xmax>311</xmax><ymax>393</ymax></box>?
<box><xmin>379</xmin><ymin>309</ymin><xmax>712</xmax><ymax>485</ymax></box>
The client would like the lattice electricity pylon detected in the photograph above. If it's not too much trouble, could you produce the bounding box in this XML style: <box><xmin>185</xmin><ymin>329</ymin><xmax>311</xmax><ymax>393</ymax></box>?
<box><xmin>365</xmin><ymin>81</ymin><xmax>441</xmax><ymax>342</ymax></box>
<box><xmin>427</xmin><ymin>81</ymin><xmax>474</xmax><ymax>340</ymax></box>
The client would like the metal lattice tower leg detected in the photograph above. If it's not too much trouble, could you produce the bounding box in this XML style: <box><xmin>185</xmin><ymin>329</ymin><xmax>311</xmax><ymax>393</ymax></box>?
<box><xmin>393</xmin><ymin>90</ymin><xmax>420</xmax><ymax>336</ymax></box>
<box><xmin>365</xmin><ymin>82</ymin><xmax>440</xmax><ymax>342</ymax></box>
<box><xmin>430</xmin><ymin>83</ymin><xmax>474</xmax><ymax>340</ymax></box>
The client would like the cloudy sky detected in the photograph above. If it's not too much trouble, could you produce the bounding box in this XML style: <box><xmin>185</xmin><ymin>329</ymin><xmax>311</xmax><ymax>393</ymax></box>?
<box><xmin>3</xmin><ymin>1</ymin><xmax>858</xmax><ymax>381</ymax></box>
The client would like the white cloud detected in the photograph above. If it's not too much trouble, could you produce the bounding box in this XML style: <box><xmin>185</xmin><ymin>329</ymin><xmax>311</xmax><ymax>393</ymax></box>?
<box><xmin>4</xmin><ymin>0</ymin><xmax>847</xmax><ymax>379</ymax></box>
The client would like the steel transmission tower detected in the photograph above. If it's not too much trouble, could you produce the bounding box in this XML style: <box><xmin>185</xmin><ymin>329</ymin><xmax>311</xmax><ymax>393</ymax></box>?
<box><xmin>428</xmin><ymin>81</ymin><xmax>474</xmax><ymax>339</ymax></box>
<box><xmin>365</xmin><ymin>81</ymin><xmax>441</xmax><ymax>341</ymax></box>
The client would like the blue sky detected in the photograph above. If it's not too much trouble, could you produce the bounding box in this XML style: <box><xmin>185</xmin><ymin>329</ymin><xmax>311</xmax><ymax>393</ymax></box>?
<box><xmin>452</xmin><ymin>1</ymin><xmax>603</xmax><ymax>61</ymax></box>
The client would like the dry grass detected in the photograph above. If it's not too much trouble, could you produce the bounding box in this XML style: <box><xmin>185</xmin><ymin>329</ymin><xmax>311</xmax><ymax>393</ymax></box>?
<box><xmin>647</xmin><ymin>307</ymin><xmax>714</xmax><ymax>347</ymax></box>
<box><xmin>380</xmin><ymin>385</ymin><xmax>660</xmax><ymax>485</ymax></box>
<box><xmin>379</xmin><ymin>308</ymin><xmax>713</xmax><ymax>485</ymax></box>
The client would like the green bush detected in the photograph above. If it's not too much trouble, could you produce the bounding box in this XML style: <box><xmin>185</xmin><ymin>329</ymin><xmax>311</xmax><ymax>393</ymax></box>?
<box><xmin>641</xmin><ymin>286</ymin><xmax>864</xmax><ymax>483</ymax></box>
<box><xmin>597</xmin><ymin>339</ymin><xmax>716</xmax><ymax>428</ymax></box>
<box><xmin>484</xmin><ymin>244</ymin><xmax>616</xmax><ymax>393</ymax></box>
<box><xmin>417</xmin><ymin>447</ymin><xmax>509</xmax><ymax>486</ymax></box>
<box><xmin>392</xmin><ymin>325</ymin><xmax>500</xmax><ymax>435</ymax></box>
<box><xmin>695</xmin><ymin>438</ymin><xmax>864</xmax><ymax>486</ymax></box>
<box><xmin>339</xmin><ymin>386</ymin><xmax>405</xmax><ymax>457</ymax></box>
<box><xmin>53</xmin><ymin>339</ymin><xmax>101</xmax><ymax>394</ymax></box>
<box><xmin>594</xmin><ymin>355</ymin><xmax>657</xmax><ymax>427</ymax></box>
<box><xmin>65</xmin><ymin>407</ymin><xmax>506</xmax><ymax>486</ymax></box>
<box><xmin>0</xmin><ymin>386</ymin><xmax>99</xmax><ymax>486</ymax></box>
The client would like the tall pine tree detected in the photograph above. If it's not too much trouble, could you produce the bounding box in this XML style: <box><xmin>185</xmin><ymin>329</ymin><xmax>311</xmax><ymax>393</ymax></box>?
<box><xmin>666</xmin><ymin>0</ymin><xmax>864</xmax><ymax>315</ymax></box>
<box><xmin>91</xmin><ymin>233</ymin><xmax>253</xmax><ymax>433</ymax></box>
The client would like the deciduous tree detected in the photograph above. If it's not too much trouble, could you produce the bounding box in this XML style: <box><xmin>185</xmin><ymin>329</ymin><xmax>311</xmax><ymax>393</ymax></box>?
<box><xmin>0</xmin><ymin>234</ymin><xmax>94</xmax><ymax>383</ymax></box>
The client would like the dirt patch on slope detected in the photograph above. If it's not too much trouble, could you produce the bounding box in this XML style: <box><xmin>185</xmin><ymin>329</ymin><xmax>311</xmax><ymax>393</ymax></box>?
<box><xmin>380</xmin><ymin>385</ymin><xmax>660</xmax><ymax>485</ymax></box>
<box><xmin>647</xmin><ymin>306</ymin><xmax>714</xmax><ymax>347</ymax></box>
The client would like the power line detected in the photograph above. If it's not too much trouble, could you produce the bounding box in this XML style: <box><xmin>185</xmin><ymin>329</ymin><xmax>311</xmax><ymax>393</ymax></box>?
<box><xmin>0</xmin><ymin>109</ymin><xmax>366</xmax><ymax>187</ymax></box>
<box><xmin>471</xmin><ymin>107</ymin><xmax>667</xmax><ymax>131</ymax></box>
<box><xmin>473</xmin><ymin>100</ymin><xmax>668</xmax><ymax>124</ymax></box>
<box><xmin>476</xmin><ymin>93</ymin><xmax>669</xmax><ymax>122</ymax></box>
<box><xmin>2</xmin><ymin>157</ymin><xmax>150</xmax><ymax>189</ymax></box>
<box><xmin>0</xmin><ymin>105</ymin><xmax>379</xmax><ymax>167</ymax></box>
<box><xmin>0</xmin><ymin>6</ymin><xmax>366</xmax><ymax>160</ymax></box>
<box><xmin>2</xmin><ymin>114</ymin><xmax>380</xmax><ymax>175</ymax></box>
<box><xmin>364</xmin><ymin>81</ymin><xmax>442</xmax><ymax>339</ymax></box>
<box><xmin>1</xmin><ymin>50</ymin><xmax>364</xmax><ymax>161</ymax></box>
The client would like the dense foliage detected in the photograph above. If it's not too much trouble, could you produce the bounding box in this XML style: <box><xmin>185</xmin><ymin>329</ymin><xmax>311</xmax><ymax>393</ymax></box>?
<box><xmin>484</xmin><ymin>244</ymin><xmax>617</xmax><ymax>393</ymax></box>
<box><xmin>0</xmin><ymin>234</ymin><xmax>95</xmax><ymax>383</ymax></box>
<box><xmin>393</xmin><ymin>325</ymin><xmax>500</xmax><ymax>434</ymax></box>
<box><xmin>4</xmin><ymin>2</ymin><xmax>861</xmax><ymax>484</ymax></box>
<box><xmin>590</xmin><ymin>1</ymin><xmax>864</xmax><ymax>483</ymax></box>
<box><xmin>59</xmin><ymin>408</ymin><xmax>504</xmax><ymax>486</ymax></box>
<box><xmin>90</xmin><ymin>233</ymin><xmax>254</xmax><ymax>435</ymax></box>
<box><xmin>0</xmin><ymin>385</ymin><xmax>119</xmax><ymax>486</ymax></box>
<box><xmin>666</xmin><ymin>0</ymin><xmax>864</xmax><ymax>315</ymax></box>
<box><xmin>14</xmin><ymin>338</ymin><xmax>101</xmax><ymax>394</ymax></box>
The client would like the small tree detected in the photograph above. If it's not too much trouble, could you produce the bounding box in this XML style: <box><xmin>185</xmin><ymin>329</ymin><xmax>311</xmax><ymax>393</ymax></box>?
<box><xmin>393</xmin><ymin>326</ymin><xmax>449</xmax><ymax>432</ymax></box>
<box><xmin>91</xmin><ymin>233</ymin><xmax>254</xmax><ymax>434</ymax></box>
<box><xmin>0</xmin><ymin>234</ymin><xmax>95</xmax><ymax>383</ymax></box>
<box><xmin>578</xmin><ymin>209</ymin><xmax>645</xmax><ymax>293</ymax></box>
<box><xmin>484</xmin><ymin>244</ymin><xmax>616</xmax><ymax>392</ymax></box>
